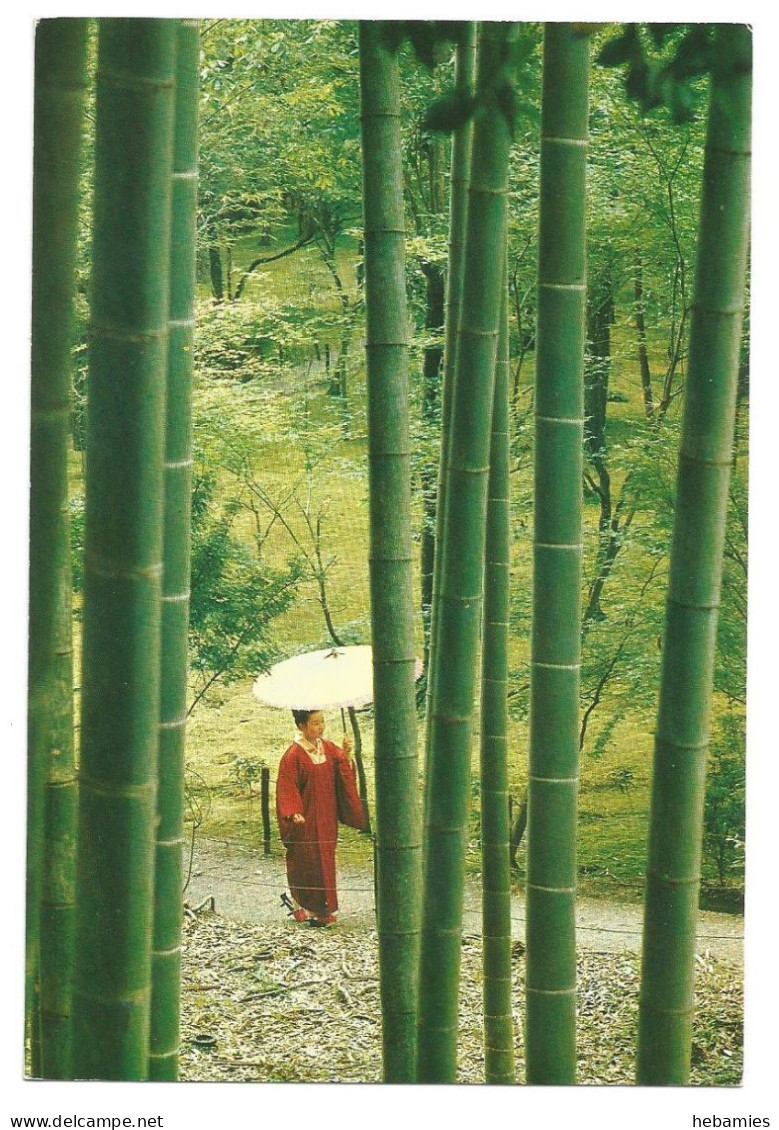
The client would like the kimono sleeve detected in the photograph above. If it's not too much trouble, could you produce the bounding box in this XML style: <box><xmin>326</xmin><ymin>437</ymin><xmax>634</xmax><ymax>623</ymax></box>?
<box><xmin>331</xmin><ymin>746</ymin><xmax>367</xmax><ymax>831</ymax></box>
<box><xmin>276</xmin><ymin>747</ymin><xmax>305</xmax><ymax>843</ymax></box>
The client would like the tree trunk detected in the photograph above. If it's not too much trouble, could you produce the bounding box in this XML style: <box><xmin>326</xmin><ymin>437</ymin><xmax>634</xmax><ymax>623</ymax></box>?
<box><xmin>634</xmin><ymin>250</ymin><xmax>655</xmax><ymax>417</ymax></box>
<box><xmin>420</xmin><ymin>259</ymin><xmax>446</xmax><ymax>671</ymax></box>
<box><xmin>29</xmin><ymin>17</ymin><xmax>88</xmax><ymax>1079</ymax></box>
<box><xmin>525</xmin><ymin>23</ymin><xmax>589</xmax><ymax>1086</ymax></box>
<box><xmin>72</xmin><ymin>18</ymin><xmax>176</xmax><ymax>1080</ymax></box>
<box><xmin>637</xmin><ymin>24</ymin><xmax>751</xmax><ymax>1085</ymax></box>
<box><xmin>208</xmin><ymin>245</ymin><xmax>224</xmax><ymax>301</ymax></box>
<box><xmin>480</xmin><ymin>280</ymin><xmax>515</xmax><ymax>1084</ymax></box>
<box><xmin>149</xmin><ymin>20</ymin><xmax>199</xmax><ymax>1082</ymax></box>
<box><xmin>584</xmin><ymin>262</ymin><xmax>615</xmax><ymax>623</ymax></box>
<box><xmin>509</xmin><ymin>790</ymin><xmax>528</xmax><ymax>870</ymax></box>
<box><xmin>417</xmin><ymin>21</ymin><xmax>518</xmax><ymax>1083</ymax></box>
<box><xmin>358</xmin><ymin>20</ymin><xmax>421</xmax><ymax>1083</ymax></box>
<box><xmin>584</xmin><ymin>262</ymin><xmax>612</xmax><ymax>463</ymax></box>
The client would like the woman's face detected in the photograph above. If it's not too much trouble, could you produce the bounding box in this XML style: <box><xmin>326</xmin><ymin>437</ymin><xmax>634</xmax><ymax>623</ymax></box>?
<box><xmin>299</xmin><ymin>711</ymin><xmax>325</xmax><ymax>742</ymax></box>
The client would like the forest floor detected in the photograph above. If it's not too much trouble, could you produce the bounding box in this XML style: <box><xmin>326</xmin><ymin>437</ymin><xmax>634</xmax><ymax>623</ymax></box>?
<box><xmin>178</xmin><ymin>834</ymin><xmax>744</xmax><ymax>1087</ymax></box>
<box><xmin>183</xmin><ymin>834</ymin><xmax>744</xmax><ymax>963</ymax></box>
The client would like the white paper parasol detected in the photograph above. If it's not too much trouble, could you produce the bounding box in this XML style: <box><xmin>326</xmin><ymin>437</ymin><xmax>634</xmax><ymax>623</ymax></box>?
<box><xmin>252</xmin><ymin>645</ymin><xmax>423</xmax><ymax>712</ymax></box>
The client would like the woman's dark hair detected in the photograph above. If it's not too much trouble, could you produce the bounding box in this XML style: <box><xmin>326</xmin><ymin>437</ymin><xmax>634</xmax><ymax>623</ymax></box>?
<box><xmin>292</xmin><ymin>709</ymin><xmax>315</xmax><ymax>726</ymax></box>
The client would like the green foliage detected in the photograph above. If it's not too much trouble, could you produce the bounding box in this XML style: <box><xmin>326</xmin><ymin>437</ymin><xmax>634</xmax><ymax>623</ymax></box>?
<box><xmin>597</xmin><ymin>23</ymin><xmax>713</xmax><ymax>122</ymax></box>
<box><xmin>188</xmin><ymin>470</ymin><xmax>302</xmax><ymax>705</ymax></box>
<box><xmin>229</xmin><ymin>756</ymin><xmax>266</xmax><ymax>799</ymax></box>
<box><xmin>422</xmin><ymin>26</ymin><xmax>540</xmax><ymax>136</ymax></box>
<box><xmin>380</xmin><ymin>20</ymin><xmax>467</xmax><ymax>67</ymax></box>
<box><xmin>703</xmin><ymin>712</ymin><xmax>745</xmax><ymax>886</ymax></box>
<box><xmin>198</xmin><ymin>20</ymin><xmax>363</xmax><ymax>281</ymax></box>
<box><xmin>194</xmin><ymin>295</ymin><xmax>310</xmax><ymax>380</ymax></box>
<box><xmin>597</xmin><ymin>22</ymin><xmax>751</xmax><ymax>124</ymax></box>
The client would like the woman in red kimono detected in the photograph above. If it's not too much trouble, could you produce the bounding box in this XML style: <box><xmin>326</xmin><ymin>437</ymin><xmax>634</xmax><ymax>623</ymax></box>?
<box><xmin>276</xmin><ymin>708</ymin><xmax>366</xmax><ymax>926</ymax></box>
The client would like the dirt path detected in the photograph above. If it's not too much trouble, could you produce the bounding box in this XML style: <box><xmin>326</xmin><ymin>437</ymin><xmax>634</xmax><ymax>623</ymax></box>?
<box><xmin>184</xmin><ymin>836</ymin><xmax>744</xmax><ymax>965</ymax></box>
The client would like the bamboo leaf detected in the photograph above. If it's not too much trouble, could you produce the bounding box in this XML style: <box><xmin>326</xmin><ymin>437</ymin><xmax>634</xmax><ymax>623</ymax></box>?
<box><xmin>423</xmin><ymin>90</ymin><xmax>478</xmax><ymax>134</ymax></box>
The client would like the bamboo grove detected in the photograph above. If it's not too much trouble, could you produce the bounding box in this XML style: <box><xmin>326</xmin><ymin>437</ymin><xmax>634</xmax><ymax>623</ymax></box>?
<box><xmin>27</xmin><ymin>19</ymin><xmax>751</xmax><ymax>1084</ymax></box>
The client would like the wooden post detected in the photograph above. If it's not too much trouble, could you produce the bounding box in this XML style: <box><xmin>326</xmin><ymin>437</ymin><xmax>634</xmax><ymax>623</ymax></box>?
<box><xmin>261</xmin><ymin>766</ymin><xmax>271</xmax><ymax>856</ymax></box>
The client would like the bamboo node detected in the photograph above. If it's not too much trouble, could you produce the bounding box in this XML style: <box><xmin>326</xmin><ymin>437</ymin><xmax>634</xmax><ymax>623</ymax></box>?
<box><xmin>677</xmin><ymin>448</ymin><xmax>735</xmax><ymax>471</ymax></box>
<box><xmin>535</xmin><ymin>414</ymin><xmax>585</xmax><ymax>425</ymax></box>
<box><xmin>364</xmin><ymin>340</ymin><xmax>411</xmax><ymax>348</ymax></box>
<box><xmin>527</xmin><ymin>883</ymin><xmax>577</xmax><ymax>895</ymax></box>
<box><xmin>97</xmin><ymin>66</ymin><xmax>175</xmax><ymax>93</ymax></box>
<box><xmin>704</xmin><ymin>144</ymin><xmax>751</xmax><ymax>159</ymax></box>
<box><xmin>77</xmin><ymin>772</ymin><xmax>156</xmax><ymax>802</ymax></box>
<box><xmin>151</xmin><ymin>942</ymin><xmax>183</xmax><ymax>958</ymax></box>
<box><xmin>72</xmin><ymin>983</ymin><xmax>150</xmax><ymax>1007</ymax></box>
<box><xmin>359</xmin><ymin>110</ymin><xmax>403</xmax><ymax>121</ymax></box>
<box><xmin>645</xmin><ymin>868</ymin><xmax>701</xmax><ymax>888</ymax></box>
<box><xmin>159</xmin><ymin>714</ymin><xmax>188</xmax><ymax>730</ymax></box>
<box><xmin>422</xmin><ymin>927</ymin><xmax>467</xmax><ymax>939</ymax></box>
<box><xmin>155</xmin><ymin>834</ymin><xmax>186</xmax><ymax>848</ymax></box>
<box><xmin>534</xmin><ymin>541</ymin><xmax>583</xmax><ymax>551</ymax></box>
<box><xmin>459</xmin><ymin>326</ymin><xmax>500</xmax><ymax>340</ymax></box>
<box><xmin>467</xmin><ymin>182</ymin><xmax>509</xmax><ymax>198</ymax></box>
<box><xmin>524</xmin><ymin>984</ymin><xmax>576</xmax><ymax>996</ymax></box>
<box><xmin>666</xmin><ymin>594</ymin><xmax>720</xmax><ymax>613</ymax></box>
<box><xmin>162</xmin><ymin>589</ymin><xmax>191</xmax><ymax>603</ymax></box>
<box><xmin>85</xmin><ymin>555</ymin><xmax>164</xmax><ymax>583</ymax></box>
<box><xmin>542</xmin><ymin>135</ymin><xmax>588</xmax><ymax>148</ymax></box>
<box><xmin>89</xmin><ymin>320</ymin><xmax>168</xmax><ymax>345</ymax></box>
<box><xmin>447</xmin><ymin>463</ymin><xmax>491</xmax><ymax>476</ymax></box>
<box><xmin>691</xmin><ymin>301</ymin><xmax>745</xmax><ymax>318</ymax></box>
<box><xmin>653</xmin><ymin>736</ymin><xmax>710</xmax><ymax>753</ymax></box>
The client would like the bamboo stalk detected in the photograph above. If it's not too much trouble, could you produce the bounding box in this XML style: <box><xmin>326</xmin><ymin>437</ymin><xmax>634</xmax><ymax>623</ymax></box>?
<box><xmin>525</xmin><ymin>22</ymin><xmax>590</xmax><ymax>1086</ymax></box>
<box><xmin>636</xmin><ymin>24</ymin><xmax>751</xmax><ymax>1085</ymax></box>
<box><xmin>29</xmin><ymin>17</ymin><xmax>88</xmax><ymax>1079</ymax></box>
<box><xmin>149</xmin><ymin>19</ymin><xmax>199</xmax><ymax>1083</ymax></box>
<box><xmin>358</xmin><ymin>20</ymin><xmax>421</xmax><ymax>1083</ymax></box>
<box><xmin>71</xmin><ymin>18</ymin><xmax>176</xmax><ymax>1080</ymax></box>
<box><xmin>424</xmin><ymin>21</ymin><xmax>477</xmax><ymax>784</ymax></box>
<box><xmin>417</xmin><ymin>21</ymin><xmax>518</xmax><ymax>1083</ymax></box>
<box><xmin>480</xmin><ymin>275</ymin><xmax>515</xmax><ymax>1084</ymax></box>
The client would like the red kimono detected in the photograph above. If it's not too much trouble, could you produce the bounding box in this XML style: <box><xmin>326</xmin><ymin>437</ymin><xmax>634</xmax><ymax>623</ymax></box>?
<box><xmin>276</xmin><ymin>739</ymin><xmax>366</xmax><ymax>918</ymax></box>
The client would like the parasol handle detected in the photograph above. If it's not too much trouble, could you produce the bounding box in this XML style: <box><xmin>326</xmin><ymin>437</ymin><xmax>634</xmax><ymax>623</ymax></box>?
<box><xmin>341</xmin><ymin>706</ymin><xmax>347</xmax><ymax>737</ymax></box>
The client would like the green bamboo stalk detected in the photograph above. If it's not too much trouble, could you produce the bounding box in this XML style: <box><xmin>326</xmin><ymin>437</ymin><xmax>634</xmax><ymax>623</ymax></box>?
<box><xmin>149</xmin><ymin>19</ymin><xmax>199</xmax><ymax>1082</ymax></box>
<box><xmin>424</xmin><ymin>21</ymin><xmax>477</xmax><ymax>779</ymax></box>
<box><xmin>29</xmin><ymin>17</ymin><xmax>88</xmax><ymax>1079</ymax></box>
<box><xmin>525</xmin><ymin>23</ymin><xmax>589</xmax><ymax>1086</ymax></box>
<box><xmin>358</xmin><ymin>20</ymin><xmax>421</xmax><ymax>1083</ymax></box>
<box><xmin>71</xmin><ymin>18</ymin><xmax>176</xmax><ymax>1080</ymax></box>
<box><xmin>480</xmin><ymin>275</ymin><xmax>515</xmax><ymax>1084</ymax></box>
<box><xmin>636</xmin><ymin>24</ymin><xmax>751</xmax><ymax>1086</ymax></box>
<box><xmin>417</xmin><ymin>21</ymin><xmax>518</xmax><ymax>1083</ymax></box>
